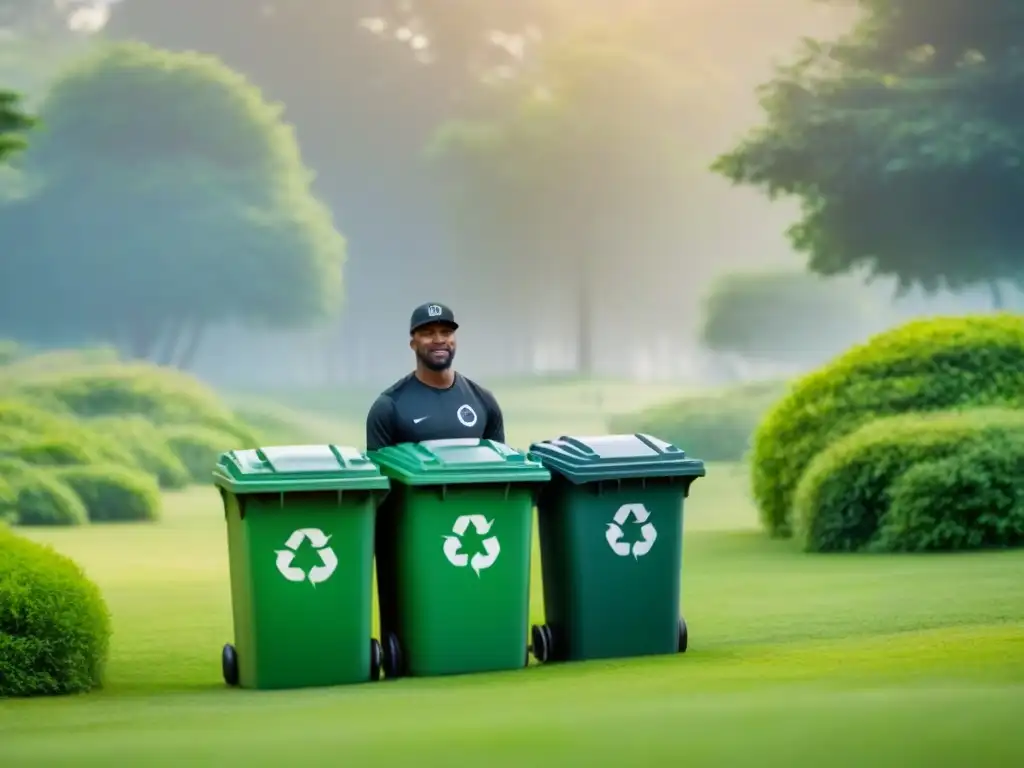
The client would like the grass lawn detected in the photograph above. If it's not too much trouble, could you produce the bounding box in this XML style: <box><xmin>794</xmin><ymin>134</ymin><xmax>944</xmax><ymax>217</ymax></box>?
<box><xmin>2</xmin><ymin>462</ymin><xmax>1024</xmax><ymax>766</ymax></box>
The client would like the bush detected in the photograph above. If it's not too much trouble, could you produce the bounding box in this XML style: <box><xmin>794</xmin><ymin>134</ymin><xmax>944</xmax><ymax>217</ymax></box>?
<box><xmin>793</xmin><ymin>408</ymin><xmax>1024</xmax><ymax>553</ymax></box>
<box><xmin>0</xmin><ymin>474</ymin><xmax>16</xmax><ymax>524</ymax></box>
<box><xmin>880</xmin><ymin>450</ymin><xmax>1024</xmax><ymax>552</ymax></box>
<box><xmin>0</xmin><ymin>399</ymin><xmax>139</xmax><ymax>470</ymax></box>
<box><xmin>607</xmin><ymin>379</ymin><xmax>789</xmax><ymax>462</ymax></box>
<box><xmin>0</xmin><ymin>526</ymin><xmax>112</xmax><ymax>696</ymax></box>
<box><xmin>161</xmin><ymin>425</ymin><xmax>238</xmax><ymax>484</ymax></box>
<box><xmin>0</xmin><ymin>459</ymin><xmax>89</xmax><ymax>527</ymax></box>
<box><xmin>10</xmin><ymin>363</ymin><xmax>257</xmax><ymax>444</ymax></box>
<box><xmin>53</xmin><ymin>464</ymin><xmax>161</xmax><ymax>523</ymax></box>
<box><xmin>86</xmin><ymin>416</ymin><xmax>190</xmax><ymax>490</ymax></box>
<box><xmin>752</xmin><ymin>314</ymin><xmax>1024</xmax><ymax>537</ymax></box>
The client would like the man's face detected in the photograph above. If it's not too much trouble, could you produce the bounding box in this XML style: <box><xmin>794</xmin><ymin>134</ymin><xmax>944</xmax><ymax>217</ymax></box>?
<box><xmin>411</xmin><ymin>322</ymin><xmax>457</xmax><ymax>371</ymax></box>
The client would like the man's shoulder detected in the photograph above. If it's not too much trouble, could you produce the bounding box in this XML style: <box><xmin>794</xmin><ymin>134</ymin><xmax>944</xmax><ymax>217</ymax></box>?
<box><xmin>456</xmin><ymin>373</ymin><xmax>500</xmax><ymax>405</ymax></box>
<box><xmin>377</xmin><ymin>373</ymin><xmax>418</xmax><ymax>399</ymax></box>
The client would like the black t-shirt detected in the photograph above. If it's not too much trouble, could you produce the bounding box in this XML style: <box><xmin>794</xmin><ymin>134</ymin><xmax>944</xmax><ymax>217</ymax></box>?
<box><xmin>365</xmin><ymin>372</ymin><xmax>505</xmax><ymax>450</ymax></box>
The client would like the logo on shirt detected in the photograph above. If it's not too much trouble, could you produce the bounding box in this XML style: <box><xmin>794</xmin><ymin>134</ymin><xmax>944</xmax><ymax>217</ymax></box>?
<box><xmin>427</xmin><ymin>304</ymin><xmax>443</xmax><ymax>317</ymax></box>
<box><xmin>457</xmin><ymin>404</ymin><xmax>478</xmax><ymax>427</ymax></box>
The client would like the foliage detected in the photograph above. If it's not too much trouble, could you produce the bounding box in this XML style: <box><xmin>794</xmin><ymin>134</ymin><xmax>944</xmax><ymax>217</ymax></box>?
<box><xmin>85</xmin><ymin>416</ymin><xmax>190</xmax><ymax>491</ymax></box>
<box><xmin>0</xmin><ymin>525</ymin><xmax>111</xmax><ymax>696</ymax></box>
<box><xmin>793</xmin><ymin>408</ymin><xmax>1024</xmax><ymax>553</ymax></box>
<box><xmin>1</xmin><ymin>41</ymin><xmax>345</xmax><ymax>363</ymax></box>
<box><xmin>882</xmin><ymin>447</ymin><xmax>1024</xmax><ymax>553</ymax></box>
<box><xmin>711</xmin><ymin>0</ymin><xmax>1024</xmax><ymax>298</ymax></box>
<box><xmin>699</xmin><ymin>269</ymin><xmax>883</xmax><ymax>363</ymax></box>
<box><xmin>53</xmin><ymin>464</ymin><xmax>162</xmax><ymax>523</ymax></box>
<box><xmin>0</xmin><ymin>88</ymin><xmax>34</xmax><ymax>163</ymax></box>
<box><xmin>10</xmin><ymin>363</ymin><xmax>258</xmax><ymax>443</ymax></box>
<box><xmin>752</xmin><ymin>314</ymin><xmax>1024</xmax><ymax>537</ymax></box>
<box><xmin>0</xmin><ymin>459</ymin><xmax>88</xmax><ymax>526</ymax></box>
<box><xmin>607</xmin><ymin>379</ymin><xmax>790</xmax><ymax>462</ymax></box>
<box><xmin>0</xmin><ymin>399</ymin><xmax>139</xmax><ymax>469</ymax></box>
<box><xmin>161</xmin><ymin>425</ymin><xmax>239</xmax><ymax>484</ymax></box>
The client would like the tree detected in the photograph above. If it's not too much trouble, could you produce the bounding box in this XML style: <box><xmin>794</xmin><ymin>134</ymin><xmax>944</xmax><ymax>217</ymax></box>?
<box><xmin>699</xmin><ymin>269</ymin><xmax>884</xmax><ymax>365</ymax></box>
<box><xmin>712</xmin><ymin>0</ymin><xmax>1024</xmax><ymax>305</ymax></box>
<box><xmin>0</xmin><ymin>42</ymin><xmax>345</xmax><ymax>367</ymax></box>
<box><xmin>0</xmin><ymin>89</ymin><xmax>33</xmax><ymax>163</ymax></box>
<box><xmin>427</xmin><ymin>20</ymin><xmax>719</xmax><ymax>374</ymax></box>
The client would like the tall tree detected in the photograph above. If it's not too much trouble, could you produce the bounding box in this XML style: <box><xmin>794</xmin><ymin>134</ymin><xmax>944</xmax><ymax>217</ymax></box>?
<box><xmin>712</xmin><ymin>0</ymin><xmax>1024</xmax><ymax>302</ymax></box>
<box><xmin>0</xmin><ymin>42</ymin><xmax>345</xmax><ymax>366</ymax></box>
<box><xmin>428</xmin><ymin>20</ymin><xmax>717</xmax><ymax>374</ymax></box>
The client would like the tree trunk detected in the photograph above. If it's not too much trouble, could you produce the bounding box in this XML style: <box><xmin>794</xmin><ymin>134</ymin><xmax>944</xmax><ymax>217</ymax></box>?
<box><xmin>576</xmin><ymin>260</ymin><xmax>594</xmax><ymax>376</ymax></box>
<box><xmin>175</xmin><ymin>320</ymin><xmax>206</xmax><ymax>371</ymax></box>
<box><xmin>989</xmin><ymin>280</ymin><xmax>1005</xmax><ymax>309</ymax></box>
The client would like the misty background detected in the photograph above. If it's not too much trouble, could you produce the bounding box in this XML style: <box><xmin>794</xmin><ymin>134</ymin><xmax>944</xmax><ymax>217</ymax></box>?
<box><xmin>2</xmin><ymin>0</ymin><xmax>1018</xmax><ymax>395</ymax></box>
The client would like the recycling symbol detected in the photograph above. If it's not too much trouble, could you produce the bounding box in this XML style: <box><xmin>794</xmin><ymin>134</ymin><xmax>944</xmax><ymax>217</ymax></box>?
<box><xmin>442</xmin><ymin>515</ymin><xmax>500</xmax><ymax>576</ymax></box>
<box><xmin>605</xmin><ymin>503</ymin><xmax>657</xmax><ymax>558</ymax></box>
<box><xmin>275</xmin><ymin>528</ymin><xmax>338</xmax><ymax>586</ymax></box>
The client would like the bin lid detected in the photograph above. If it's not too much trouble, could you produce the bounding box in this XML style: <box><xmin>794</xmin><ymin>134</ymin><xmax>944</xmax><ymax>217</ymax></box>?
<box><xmin>527</xmin><ymin>433</ymin><xmax>705</xmax><ymax>484</ymax></box>
<box><xmin>212</xmin><ymin>444</ymin><xmax>391</xmax><ymax>494</ymax></box>
<box><xmin>369</xmin><ymin>438</ymin><xmax>551</xmax><ymax>486</ymax></box>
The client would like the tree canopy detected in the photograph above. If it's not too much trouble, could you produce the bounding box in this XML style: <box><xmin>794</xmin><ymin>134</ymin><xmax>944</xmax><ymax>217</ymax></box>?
<box><xmin>0</xmin><ymin>89</ymin><xmax>33</xmax><ymax>163</ymax></box>
<box><xmin>712</xmin><ymin>0</ymin><xmax>1024</xmax><ymax>300</ymax></box>
<box><xmin>0</xmin><ymin>42</ymin><xmax>345</xmax><ymax>367</ymax></box>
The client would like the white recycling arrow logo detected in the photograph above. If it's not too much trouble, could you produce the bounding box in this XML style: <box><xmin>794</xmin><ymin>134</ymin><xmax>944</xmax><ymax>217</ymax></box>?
<box><xmin>605</xmin><ymin>503</ymin><xmax>657</xmax><ymax>559</ymax></box>
<box><xmin>442</xmin><ymin>514</ymin><xmax>500</xmax><ymax>576</ymax></box>
<box><xmin>275</xmin><ymin>528</ymin><xmax>338</xmax><ymax>586</ymax></box>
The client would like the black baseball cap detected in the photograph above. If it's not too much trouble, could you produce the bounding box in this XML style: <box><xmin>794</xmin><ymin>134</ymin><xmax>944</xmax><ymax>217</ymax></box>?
<box><xmin>410</xmin><ymin>302</ymin><xmax>459</xmax><ymax>333</ymax></box>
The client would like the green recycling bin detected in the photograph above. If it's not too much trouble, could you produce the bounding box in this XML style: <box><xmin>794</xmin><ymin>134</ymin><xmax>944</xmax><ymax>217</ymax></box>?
<box><xmin>368</xmin><ymin>438</ymin><xmax>550</xmax><ymax>678</ymax></box>
<box><xmin>213</xmin><ymin>444</ymin><xmax>390</xmax><ymax>690</ymax></box>
<box><xmin>526</xmin><ymin>433</ymin><xmax>705</xmax><ymax>663</ymax></box>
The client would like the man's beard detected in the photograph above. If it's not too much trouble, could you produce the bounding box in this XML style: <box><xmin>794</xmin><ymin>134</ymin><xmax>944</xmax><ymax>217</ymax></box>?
<box><xmin>418</xmin><ymin>347</ymin><xmax>454</xmax><ymax>371</ymax></box>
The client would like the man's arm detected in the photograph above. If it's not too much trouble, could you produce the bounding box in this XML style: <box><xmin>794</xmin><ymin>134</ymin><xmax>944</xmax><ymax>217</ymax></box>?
<box><xmin>365</xmin><ymin>395</ymin><xmax>398</xmax><ymax>451</ymax></box>
<box><xmin>481</xmin><ymin>391</ymin><xmax>506</xmax><ymax>444</ymax></box>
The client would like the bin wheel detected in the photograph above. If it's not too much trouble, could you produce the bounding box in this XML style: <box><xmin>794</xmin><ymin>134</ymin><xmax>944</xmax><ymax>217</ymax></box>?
<box><xmin>222</xmin><ymin>643</ymin><xmax>239</xmax><ymax>686</ymax></box>
<box><xmin>530</xmin><ymin>624</ymin><xmax>553</xmax><ymax>664</ymax></box>
<box><xmin>370</xmin><ymin>638</ymin><xmax>383</xmax><ymax>681</ymax></box>
<box><xmin>678</xmin><ymin>618</ymin><xmax>688</xmax><ymax>653</ymax></box>
<box><xmin>382</xmin><ymin>631</ymin><xmax>403</xmax><ymax>680</ymax></box>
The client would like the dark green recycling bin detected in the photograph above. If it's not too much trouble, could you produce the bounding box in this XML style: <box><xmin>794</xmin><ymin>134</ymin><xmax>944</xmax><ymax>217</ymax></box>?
<box><xmin>368</xmin><ymin>438</ymin><xmax>550</xmax><ymax>678</ymax></box>
<box><xmin>213</xmin><ymin>444</ymin><xmax>390</xmax><ymax>690</ymax></box>
<box><xmin>526</xmin><ymin>433</ymin><xmax>705</xmax><ymax>663</ymax></box>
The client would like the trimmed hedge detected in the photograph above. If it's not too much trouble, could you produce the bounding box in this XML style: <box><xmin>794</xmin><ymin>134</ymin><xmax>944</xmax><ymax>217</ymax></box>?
<box><xmin>86</xmin><ymin>416</ymin><xmax>190</xmax><ymax>490</ymax></box>
<box><xmin>752</xmin><ymin>315</ymin><xmax>1024</xmax><ymax>537</ymax></box>
<box><xmin>793</xmin><ymin>409</ymin><xmax>1024</xmax><ymax>553</ymax></box>
<box><xmin>0</xmin><ymin>459</ymin><xmax>89</xmax><ymax>527</ymax></box>
<box><xmin>607</xmin><ymin>379</ymin><xmax>789</xmax><ymax>462</ymax></box>
<box><xmin>0</xmin><ymin>399</ymin><xmax>139</xmax><ymax>470</ymax></box>
<box><xmin>10</xmin><ymin>363</ymin><xmax>257</xmax><ymax>444</ymax></box>
<box><xmin>161</xmin><ymin>425</ymin><xmax>238</xmax><ymax>483</ymax></box>
<box><xmin>881</xmin><ymin>450</ymin><xmax>1024</xmax><ymax>552</ymax></box>
<box><xmin>0</xmin><ymin>527</ymin><xmax>112</xmax><ymax>696</ymax></box>
<box><xmin>53</xmin><ymin>464</ymin><xmax>162</xmax><ymax>523</ymax></box>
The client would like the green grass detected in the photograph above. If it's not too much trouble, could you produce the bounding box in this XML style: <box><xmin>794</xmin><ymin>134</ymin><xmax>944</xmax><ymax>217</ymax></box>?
<box><xmin>2</xmin><ymin>463</ymin><xmax>1024</xmax><ymax>766</ymax></box>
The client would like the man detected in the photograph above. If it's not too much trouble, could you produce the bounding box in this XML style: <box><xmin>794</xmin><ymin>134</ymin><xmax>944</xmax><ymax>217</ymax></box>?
<box><xmin>365</xmin><ymin>302</ymin><xmax>505</xmax><ymax>450</ymax></box>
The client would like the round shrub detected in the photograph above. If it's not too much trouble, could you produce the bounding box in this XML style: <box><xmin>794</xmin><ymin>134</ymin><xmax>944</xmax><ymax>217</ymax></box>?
<box><xmin>0</xmin><ymin>399</ymin><xmax>140</xmax><ymax>470</ymax></box>
<box><xmin>879</xmin><ymin>450</ymin><xmax>1024</xmax><ymax>553</ymax></box>
<box><xmin>793</xmin><ymin>408</ymin><xmax>1024</xmax><ymax>553</ymax></box>
<box><xmin>86</xmin><ymin>416</ymin><xmax>190</xmax><ymax>490</ymax></box>
<box><xmin>11</xmin><ymin>363</ymin><xmax>257</xmax><ymax>444</ymax></box>
<box><xmin>608</xmin><ymin>379</ymin><xmax>789</xmax><ymax>462</ymax></box>
<box><xmin>0</xmin><ymin>459</ymin><xmax>89</xmax><ymax>527</ymax></box>
<box><xmin>162</xmin><ymin>425</ymin><xmax>238</xmax><ymax>483</ymax></box>
<box><xmin>53</xmin><ymin>464</ymin><xmax>161</xmax><ymax>523</ymax></box>
<box><xmin>0</xmin><ymin>526</ymin><xmax>112</xmax><ymax>696</ymax></box>
<box><xmin>752</xmin><ymin>314</ymin><xmax>1024</xmax><ymax>537</ymax></box>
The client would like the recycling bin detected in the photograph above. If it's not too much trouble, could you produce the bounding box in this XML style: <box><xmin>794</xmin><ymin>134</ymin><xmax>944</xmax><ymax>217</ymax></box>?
<box><xmin>526</xmin><ymin>433</ymin><xmax>705</xmax><ymax>663</ymax></box>
<box><xmin>212</xmin><ymin>444</ymin><xmax>390</xmax><ymax>690</ymax></box>
<box><xmin>368</xmin><ymin>438</ymin><xmax>550</xmax><ymax>678</ymax></box>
